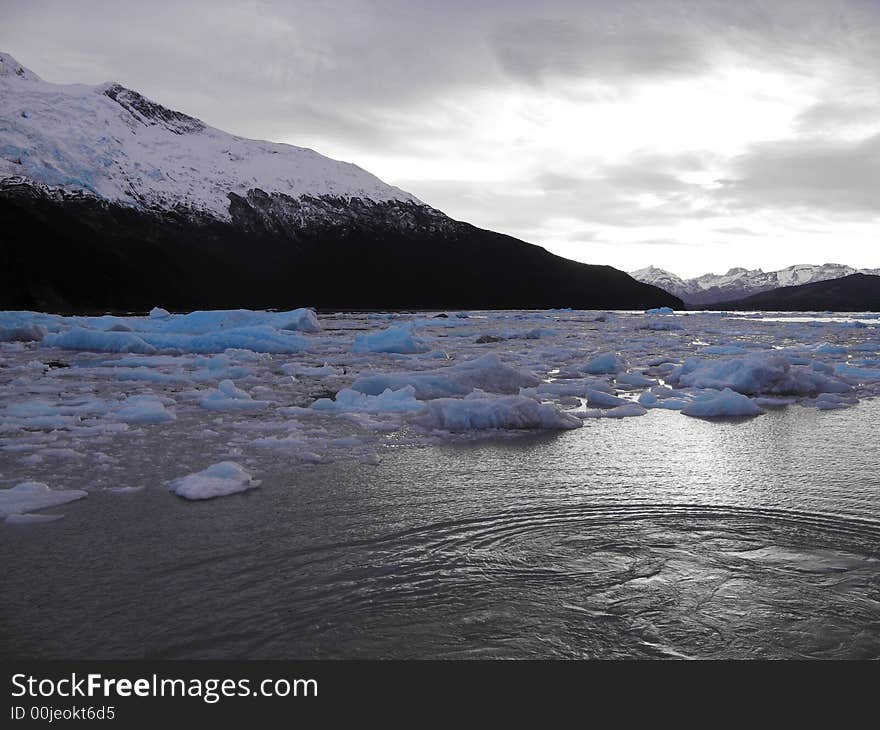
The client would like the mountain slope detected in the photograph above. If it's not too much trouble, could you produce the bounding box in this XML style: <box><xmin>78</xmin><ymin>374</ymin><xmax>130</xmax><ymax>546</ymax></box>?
<box><xmin>631</xmin><ymin>263</ymin><xmax>880</xmax><ymax>306</ymax></box>
<box><xmin>0</xmin><ymin>52</ymin><xmax>417</xmax><ymax>217</ymax></box>
<box><xmin>709</xmin><ymin>273</ymin><xmax>880</xmax><ymax>312</ymax></box>
<box><xmin>0</xmin><ymin>52</ymin><xmax>678</xmax><ymax>312</ymax></box>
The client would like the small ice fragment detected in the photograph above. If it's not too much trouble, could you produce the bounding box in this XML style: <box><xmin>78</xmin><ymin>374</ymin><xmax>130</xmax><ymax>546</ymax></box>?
<box><xmin>681</xmin><ymin>388</ymin><xmax>762</xmax><ymax>418</ymax></box>
<box><xmin>0</xmin><ymin>481</ymin><xmax>87</xmax><ymax>518</ymax></box>
<box><xmin>167</xmin><ymin>462</ymin><xmax>259</xmax><ymax>500</ymax></box>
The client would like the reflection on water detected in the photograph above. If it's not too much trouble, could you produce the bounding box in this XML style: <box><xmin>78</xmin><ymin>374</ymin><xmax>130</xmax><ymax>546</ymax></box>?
<box><xmin>1</xmin><ymin>404</ymin><xmax>879</xmax><ymax>659</ymax></box>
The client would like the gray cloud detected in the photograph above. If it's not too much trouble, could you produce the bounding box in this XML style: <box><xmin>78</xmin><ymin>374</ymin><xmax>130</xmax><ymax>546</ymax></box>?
<box><xmin>719</xmin><ymin>134</ymin><xmax>880</xmax><ymax>215</ymax></box>
<box><xmin>5</xmin><ymin>0</ymin><xmax>880</xmax><ymax>146</ymax></box>
<box><xmin>629</xmin><ymin>238</ymin><xmax>701</xmax><ymax>247</ymax></box>
<box><xmin>489</xmin><ymin>17</ymin><xmax>707</xmax><ymax>85</ymax></box>
<box><xmin>794</xmin><ymin>101</ymin><xmax>880</xmax><ymax>136</ymax></box>
<box><xmin>714</xmin><ymin>226</ymin><xmax>758</xmax><ymax>236</ymax></box>
<box><xmin>404</xmin><ymin>154</ymin><xmax>717</xmax><ymax>233</ymax></box>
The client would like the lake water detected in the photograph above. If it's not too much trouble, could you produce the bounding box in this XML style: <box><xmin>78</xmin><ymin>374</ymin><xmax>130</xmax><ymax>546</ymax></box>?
<box><xmin>3</xmin><ymin>399</ymin><xmax>878</xmax><ymax>659</ymax></box>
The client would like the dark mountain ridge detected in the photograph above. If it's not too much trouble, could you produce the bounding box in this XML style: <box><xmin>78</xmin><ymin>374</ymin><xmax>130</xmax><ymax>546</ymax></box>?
<box><xmin>708</xmin><ymin>273</ymin><xmax>880</xmax><ymax>312</ymax></box>
<box><xmin>0</xmin><ymin>180</ymin><xmax>680</xmax><ymax>313</ymax></box>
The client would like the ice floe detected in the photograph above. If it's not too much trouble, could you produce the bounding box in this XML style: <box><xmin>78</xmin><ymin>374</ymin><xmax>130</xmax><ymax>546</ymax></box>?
<box><xmin>578</xmin><ymin>403</ymin><xmax>648</xmax><ymax>419</ymax></box>
<box><xmin>667</xmin><ymin>353</ymin><xmax>851</xmax><ymax>396</ymax></box>
<box><xmin>350</xmin><ymin>353</ymin><xmax>539</xmax><ymax>399</ymax></box>
<box><xmin>167</xmin><ymin>462</ymin><xmax>260</xmax><ymax>500</ymax></box>
<box><xmin>115</xmin><ymin>395</ymin><xmax>177</xmax><ymax>424</ymax></box>
<box><xmin>582</xmin><ymin>353</ymin><xmax>627</xmax><ymax>375</ymax></box>
<box><xmin>200</xmin><ymin>380</ymin><xmax>269</xmax><ymax>411</ymax></box>
<box><xmin>0</xmin><ymin>481</ymin><xmax>87</xmax><ymax>520</ymax></box>
<box><xmin>1</xmin><ymin>306</ymin><xmax>878</xmax><ymax>521</ymax></box>
<box><xmin>312</xmin><ymin>386</ymin><xmax>425</xmax><ymax>414</ymax></box>
<box><xmin>352</xmin><ymin>323</ymin><xmax>428</xmax><ymax>354</ymax></box>
<box><xmin>586</xmin><ymin>389</ymin><xmax>631</xmax><ymax>409</ymax></box>
<box><xmin>418</xmin><ymin>394</ymin><xmax>582</xmax><ymax>431</ymax></box>
<box><xmin>681</xmin><ymin>388</ymin><xmax>762</xmax><ymax>418</ymax></box>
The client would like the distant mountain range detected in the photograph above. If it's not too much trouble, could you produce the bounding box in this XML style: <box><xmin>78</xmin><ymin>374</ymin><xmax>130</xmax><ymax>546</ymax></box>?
<box><xmin>706</xmin><ymin>273</ymin><xmax>880</xmax><ymax>312</ymax></box>
<box><xmin>631</xmin><ymin>264</ymin><xmax>880</xmax><ymax>307</ymax></box>
<box><xmin>0</xmin><ymin>52</ymin><xmax>678</xmax><ymax>313</ymax></box>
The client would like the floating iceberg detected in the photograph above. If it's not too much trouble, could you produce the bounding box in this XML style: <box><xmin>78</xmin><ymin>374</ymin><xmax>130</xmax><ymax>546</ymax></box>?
<box><xmin>638</xmin><ymin>389</ymin><xmax>690</xmax><ymax>410</ymax></box>
<box><xmin>167</xmin><ymin>462</ymin><xmax>259</xmax><ymax>500</ymax></box>
<box><xmin>200</xmin><ymin>380</ymin><xmax>269</xmax><ymax>411</ymax></box>
<box><xmin>36</xmin><ymin>309</ymin><xmax>316</xmax><ymax>354</ymax></box>
<box><xmin>519</xmin><ymin>379</ymin><xmax>606</xmax><ymax>399</ymax></box>
<box><xmin>681</xmin><ymin>388</ymin><xmax>762</xmax><ymax>418</ymax></box>
<box><xmin>586</xmin><ymin>389</ymin><xmax>630</xmax><ymax>408</ymax></box>
<box><xmin>834</xmin><ymin>363</ymin><xmax>880</xmax><ymax>382</ymax></box>
<box><xmin>43</xmin><ymin>327</ymin><xmax>157</xmax><ymax>354</ymax></box>
<box><xmin>312</xmin><ymin>386</ymin><xmax>425</xmax><ymax>414</ymax></box>
<box><xmin>279</xmin><ymin>309</ymin><xmax>322</xmax><ymax>333</ymax></box>
<box><xmin>138</xmin><ymin>308</ymin><xmax>319</xmax><ymax>334</ymax></box>
<box><xmin>352</xmin><ymin>324</ymin><xmax>428</xmax><ymax>354</ymax></box>
<box><xmin>115</xmin><ymin>394</ymin><xmax>176</xmax><ymax>424</ymax></box>
<box><xmin>0</xmin><ymin>323</ymin><xmax>47</xmax><ymax>342</ymax></box>
<box><xmin>667</xmin><ymin>353</ymin><xmax>851</xmax><ymax>396</ymax></box>
<box><xmin>418</xmin><ymin>393</ymin><xmax>582</xmax><ymax>431</ymax></box>
<box><xmin>134</xmin><ymin>326</ymin><xmax>307</xmax><ymax>354</ymax></box>
<box><xmin>0</xmin><ymin>481</ymin><xmax>87</xmax><ymax>519</ymax></box>
<box><xmin>5</xmin><ymin>513</ymin><xmax>66</xmax><ymax>524</ymax></box>
<box><xmin>702</xmin><ymin>345</ymin><xmax>749</xmax><ymax>355</ymax></box>
<box><xmin>615</xmin><ymin>372</ymin><xmax>657</xmax><ymax>388</ymax></box>
<box><xmin>578</xmin><ymin>402</ymin><xmax>648</xmax><ymax>419</ymax></box>
<box><xmin>351</xmin><ymin>353</ymin><xmax>540</xmax><ymax>399</ymax></box>
<box><xmin>642</xmin><ymin>320</ymin><xmax>684</xmax><ymax>331</ymax></box>
<box><xmin>582</xmin><ymin>353</ymin><xmax>627</xmax><ymax>375</ymax></box>
<box><xmin>809</xmin><ymin>393</ymin><xmax>860</xmax><ymax>410</ymax></box>
<box><xmin>281</xmin><ymin>362</ymin><xmax>344</xmax><ymax>377</ymax></box>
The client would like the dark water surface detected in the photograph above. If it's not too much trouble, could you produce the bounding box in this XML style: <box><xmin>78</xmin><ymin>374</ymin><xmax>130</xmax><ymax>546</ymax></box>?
<box><xmin>2</xmin><ymin>403</ymin><xmax>879</xmax><ymax>659</ymax></box>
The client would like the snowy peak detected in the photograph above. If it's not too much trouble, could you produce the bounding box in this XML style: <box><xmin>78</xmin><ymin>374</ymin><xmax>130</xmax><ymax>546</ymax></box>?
<box><xmin>774</xmin><ymin>263</ymin><xmax>857</xmax><ymax>288</ymax></box>
<box><xmin>629</xmin><ymin>266</ymin><xmax>688</xmax><ymax>293</ymax></box>
<box><xmin>0</xmin><ymin>51</ymin><xmax>421</xmax><ymax>219</ymax></box>
<box><xmin>0</xmin><ymin>53</ymin><xmax>41</xmax><ymax>82</ymax></box>
<box><xmin>630</xmin><ymin>265</ymin><xmax>679</xmax><ymax>280</ymax></box>
<box><xmin>631</xmin><ymin>263</ymin><xmax>880</xmax><ymax>306</ymax></box>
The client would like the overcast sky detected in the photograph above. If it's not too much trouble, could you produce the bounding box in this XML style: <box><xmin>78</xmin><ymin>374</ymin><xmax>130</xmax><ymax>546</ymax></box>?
<box><xmin>3</xmin><ymin>0</ymin><xmax>880</xmax><ymax>277</ymax></box>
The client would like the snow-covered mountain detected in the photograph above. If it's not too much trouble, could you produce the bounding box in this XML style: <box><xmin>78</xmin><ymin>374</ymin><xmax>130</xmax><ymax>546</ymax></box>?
<box><xmin>0</xmin><ymin>52</ymin><xmax>418</xmax><ymax>219</ymax></box>
<box><xmin>627</xmin><ymin>266</ymin><xmax>690</xmax><ymax>300</ymax></box>
<box><xmin>0</xmin><ymin>52</ymin><xmax>678</xmax><ymax>312</ymax></box>
<box><xmin>631</xmin><ymin>263</ymin><xmax>880</xmax><ymax>306</ymax></box>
